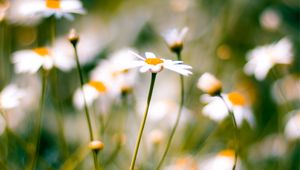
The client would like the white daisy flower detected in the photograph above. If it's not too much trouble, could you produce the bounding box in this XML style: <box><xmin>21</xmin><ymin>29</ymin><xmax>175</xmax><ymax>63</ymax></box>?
<box><xmin>201</xmin><ymin>92</ymin><xmax>255</xmax><ymax>128</ymax></box>
<box><xmin>19</xmin><ymin>0</ymin><xmax>85</xmax><ymax>20</ymax></box>
<box><xmin>162</xmin><ymin>27</ymin><xmax>189</xmax><ymax>52</ymax></box>
<box><xmin>12</xmin><ymin>47</ymin><xmax>75</xmax><ymax>74</ymax></box>
<box><xmin>197</xmin><ymin>72</ymin><xmax>222</xmax><ymax>96</ymax></box>
<box><xmin>73</xmin><ymin>81</ymin><xmax>107</xmax><ymax>110</ymax></box>
<box><xmin>90</xmin><ymin>49</ymin><xmax>138</xmax><ymax>97</ymax></box>
<box><xmin>284</xmin><ymin>110</ymin><xmax>300</xmax><ymax>140</ymax></box>
<box><xmin>129</xmin><ymin>51</ymin><xmax>192</xmax><ymax>76</ymax></box>
<box><xmin>244</xmin><ymin>38</ymin><xmax>293</xmax><ymax>80</ymax></box>
<box><xmin>0</xmin><ymin>84</ymin><xmax>25</xmax><ymax>110</ymax></box>
<box><xmin>199</xmin><ymin>150</ymin><xmax>241</xmax><ymax>170</ymax></box>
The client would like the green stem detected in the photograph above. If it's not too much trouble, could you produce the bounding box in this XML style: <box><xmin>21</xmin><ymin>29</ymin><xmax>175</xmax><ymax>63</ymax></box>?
<box><xmin>71</xmin><ymin>43</ymin><xmax>99</xmax><ymax>170</ymax></box>
<box><xmin>130</xmin><ymin>73</ymin><xmax>157</xmax><ymax>170</ymax></box>
<box><xmin>219</xmin><ymin>95</ymin><xmax>238</xmax><ymax>170</ymax></box>
<box><xmin>156</xmin><ymin>52</ymin><xmax>184</xmax><ymax>170</ymax></box>
<box><xmin>30</xmin><ymin>70</ymin><xmax>48</xmax><ymax>170</ymax></box>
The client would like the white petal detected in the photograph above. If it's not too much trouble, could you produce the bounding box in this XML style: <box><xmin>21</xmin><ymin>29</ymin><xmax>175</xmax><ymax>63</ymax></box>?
<box><xmin>145</xmin><ymin>52</ymin><xmax>157</xmax><ymax>58</ymax></box>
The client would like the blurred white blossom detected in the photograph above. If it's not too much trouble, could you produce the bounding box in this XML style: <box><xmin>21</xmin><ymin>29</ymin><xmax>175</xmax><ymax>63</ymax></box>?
<box><xmin>284</xmin><ymin>110</ymin><xmax>300</xmax><ymax>140</ymax></box>
<box><xmin>244</xmin><ymin>38</ymin><xmax>293</xmax><ymax>80</ymax></box>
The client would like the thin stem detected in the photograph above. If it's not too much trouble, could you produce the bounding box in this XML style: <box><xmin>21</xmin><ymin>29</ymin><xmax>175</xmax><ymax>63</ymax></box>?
<box><xmin>71</xmin><ymin>43</ymin><xmax>99</xmax><ymax>170</ymax></box>
<box><xmin>130</xmin><ymin>73</ymin><xmax>157</xmax><ymax>170</ymax></box>
<box><xmin>49</xmin><ymin>16</ymin><xmax>68</xmax><ymax>158</ymax></box>
<box><xmin>156</xmin><ymin>52</ymin><xmax>184</xmax><ymax>170</ymax></box>
<box><xmin>219</xmin><ymin>94</ymin><xmax>238</xmax><ymax>170</ymax></box>
<box><xmin>30</xmin><ymin>70</ymin><xmax>48</xmax><ymax>170</ymax></box>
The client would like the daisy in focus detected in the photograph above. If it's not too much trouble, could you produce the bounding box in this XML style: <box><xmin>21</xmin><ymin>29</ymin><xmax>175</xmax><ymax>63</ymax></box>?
<box><xmin>162</xmin><ymin>27</ymin><xmax>189</xmax><ymax>53</ymax></box>
<box><xmin>244</xmin><ymin>38</ymin><xmax>293</xmax><ymax>80</ymax></box>
<box><xmin>19</xmin><ymin>0</ymin><xmax>85</xmax><ymax>20</ymax></box>
<box><xmin>0</xmin><ymin>84</ymin><xmax>25</xmax><ymax>111</ymax></box>
<box><xmin>12</xmin><ymin>47</ymin><xmax>75</xmax><ymax>74</ymax></box>
<box><xmin>128</xmin><ymin>51</ymin><xmax>192</xmax><ymax>76</ymax></box>
<box><xmin>200</xmin><ymin>92</ymin><xmax>255</xmax><ymax>128</ymax></box>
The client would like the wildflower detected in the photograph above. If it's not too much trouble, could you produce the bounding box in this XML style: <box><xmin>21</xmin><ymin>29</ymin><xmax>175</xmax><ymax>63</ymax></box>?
<box><xmin>88</xmin><ymin>140</ymin><xmax>104</xmax><ymax>152</ymax></box>
<box><xmin>19</xmin><ymin>0</ymin><xmax>85</xmax><ymax>20</ymax></box>
<box><xmin>148</xmin><ymin>129</ymin><xmax>165</xmax><ymax>145</ymax></box>
<box><xmin>0</xmin><ymin>84</ymin><xmax>25</xmax><ymax>110</ymax></box>
<box><xmin>73</xmin><ymin>81</ymin><xmax>107</xmax><ymax>109</ymax></box>
<box><xmin>165</xmin><ymin>156</ymin><xmax>198</xmax><ymax>170</ymax></box>
<box><xmin>197</xmin><ymin>72</ymin><xmax>222</xmax><ymax>96</ymax></box>
<box><xmin>244</xmin><ymin>38</ymin><xmax>293</xmax><ymax>80</ymax></box>
<box><xmin>200</xmin><ymin>150</ymin><xmax>239</xmax><ymax>170</ymax></box>
<box><xmin>12</xmin><ymin>47</ymin><xmax>74</xmax><ymax>74</ymax></box>
<box><xmin>260</xmin><ymin>9</ymin><xmax>281</xmax><ymax>31</ymax></box>
<box><xmin>90</xmin><ymin>49</ymin><xmax>138</xmax><ymax>98</ymax></box>
<box><xmin>201</xmin><ymin>92</ymin><xmax>255</xmax><ymax>128</ymax></box>
<box><xmin>0</xmin><ymin>1</ymin><xmax>9</xmax><ymax>21</ymax></box>
<box><xmin>129</xmin><ymin>51</ymin><xmax>192</xmax><ymax>76</ymax></box>
<box><xmin>162</xmin><ymin>27</ymin><xmax>189</xmax><ymax>53</ymax></box>
<box><xmin>284</xmin><ymin>111</ymin><xmax>300</xmax><ymax>140</ymax></box>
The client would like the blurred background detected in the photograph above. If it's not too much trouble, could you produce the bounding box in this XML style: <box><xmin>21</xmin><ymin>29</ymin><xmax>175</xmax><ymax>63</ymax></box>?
<box><xmin>0</xmin><ymin>0</ymin><xmax>299</xmax><ymax>169</ymax></box>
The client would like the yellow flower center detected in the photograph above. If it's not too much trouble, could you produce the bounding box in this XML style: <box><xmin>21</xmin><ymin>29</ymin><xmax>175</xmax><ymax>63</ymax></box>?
<box><xmin>88</xmin><ymin>81</ymin><xmax>106</xmax><ymax>93</ymax></box>
<box><xmin>46</xmin><ymin>0</ymin><xmax>60</xmax><ymax>9</ymax></box>
<box><xmin>218</xmin><ymin>149</ymin><xmax>235</xmax><ymax>158</ymax></box>
<box><xmin>145</xmin><ymin>58</ymin><xmax>163</xmax><ymax>65</ymax></box>
<box><xmin>33</xmin><ymin>48</ymin><xmax>50</xmax><ymax>57</ymax></box>
<box><xmin>228</xmin><ymin>92</ymin><xmax>246</xmax><ymax>106</ymax></box>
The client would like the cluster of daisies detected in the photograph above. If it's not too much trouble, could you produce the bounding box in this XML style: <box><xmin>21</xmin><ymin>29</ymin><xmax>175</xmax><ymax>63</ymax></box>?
<box><xmin>0</xmin><ymin>0</ymin><xmax>299</xmax><ymax>169</ymax></box>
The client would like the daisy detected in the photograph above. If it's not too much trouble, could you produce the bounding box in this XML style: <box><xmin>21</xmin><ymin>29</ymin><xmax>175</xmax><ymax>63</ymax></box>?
<box><xmin>199</xmin><ymin>150</ymin><xmax>240</xmax><ymax>170</ymax></box>
<box><xmin>201</xmin><ymin>92</ymin><xmax>255</xmax><ymax>128</ymax></box>
<box><xmin>284</xmin><ymin>110</ymin><xmax>300</xmax><ymax>140</ymax></box>
<box><xmin>90</xmin><ymin>49</ymin><xmax>138</xmax><ymax>97</ymax></box>
<box><xmin>244</xmin><ymin>38</ymin><xmax>293</xmax><ymax>80</ymax></box>
<box><xmin>0</xmin><ymin>84</ymin><xmax>25</xmax><ymax>111</ymax></box>
<box><xmin>12</xmin><ymin>47</ymin><xmax>75</xmax><ymax>74</ymax></box>
<box><xmin>162</xmin><ymin>27</ymin><xmax>189</xmax><ymax>52</ymax></box>
<box><xmin>197</xmin><ymin>72</ymin><xmax>222</xmax><ymax>96</ymax></box>
<box><xmin>128</xmin><ymin>51</ymin><xmax>192</xmax><ymax>76</ymax></box>
<box><xmin>73</xmin><ymin>80</ymin><xmax>107</xmax><ymax>110</ymax></box>
<box><xmin>19</xmin><ymin>0</ymin><xmax>85</xmax><ymax>20</ymax></box>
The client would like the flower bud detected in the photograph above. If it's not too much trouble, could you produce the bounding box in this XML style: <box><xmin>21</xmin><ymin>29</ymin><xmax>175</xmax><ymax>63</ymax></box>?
<box><xmin>68</xmin><ymin>28</ymin><xmax>79</xmax><ymax>45</ymax></box>
<box><xmin>88</xmin><ymin>140</ymin><xmax>104</xmax><ymax>152</ymax></box>
<box><xmin>197</xmin><ymin>72</ymin><xmax>222</xmax><ymax>96</ymax></box>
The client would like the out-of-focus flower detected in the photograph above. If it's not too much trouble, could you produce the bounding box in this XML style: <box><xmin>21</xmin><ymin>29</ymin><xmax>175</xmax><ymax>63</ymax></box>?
<box><xmin>88</xmin><ymin>140</ymin><xmax>104</xmax><ymax>152</ymax></box>
<box><xmin>0</xmin><ymin>1</ymin><xmax>9</xmax><ymax>21</ymax></box>
<box><xmin>272</xmin><ymin>74</ymin><xmax>300</xmax><ymax>104</ymax></box>
<box><xmin>199</xmin><ymin>150</ymin><xmax>240</xmax><ymax>170</ymax></box>
<box><xmin>249</xmin><ymin>134</ymin><xmax>287</xmax><ymax>161</ymax></box>
<box><xmin>260</xmin><ymin>9</ymin><xmax>281</xmax><ymax>31</ymax></box>
<box><xmin>284</xmin><ymin>110</ymin><xmax>300</xmax><ymax>140</ymax></box>
<box><xmin>91</xmin><ymin>49</ymin><xmax>138</xmax><ymax>97</ymax></box>
<box><xmin>201</xmin><ymin>92</ymin><xmax>255</xmax><ymax>128</ymax></box>
<box><xmin>244</xmin><ymin>38</ymin><xmax>293</xmax><ymax>80</ymax></box>
<box><xmin>165</xmin><ymin>156</ymin><xmax>198</xmax><ymax>170</ymax></box>
<box><xmin>129</xmin><ymin>51</ymin><xmax>192</xmax><ymax>76</ymax></box>
<box><xmin>73</xmin><ymin>81</ymin><xmax>107</xmax><ymax>109</ymax></box>
<box><xmin>0</xmin><ymin>114</ymin><xmax>5</xmax><ymax>135</ymax></box>
<box><xmin>137</xmin><ymin>100</ymin><xmax>190</xmax><ymax>128</ymax></box>
<box><xmin>12</xmin><ymin>47</ymin><xmax>75</xmax><ymax>74</ymax></box>
<box><xmin>0</xmin><ymin>84</ymin><xmax>25</xmax><ymax>110</ymax></box>
<box><xmin>19</xmin><ymin>0</ymin><xmax>85</xmax><ymax>20</ymax></box>
<box><xmin>162</xmin><ymin>27</ymin><xmax>189</xmax><ymax>53</ymax></box>
<box><xmin>148</xmin><ymin>129</ymin><xmax>165</xmax><ymax>145</ymax></box>
<box><xmin>6</xmin><ymin>0</ymin><xmax>42</xmax><ymax>25</ymax></box>
<box><xmin>197</xmin><ymin>72</ymin><xmax>222</xmax><ymax>96</ymax></box>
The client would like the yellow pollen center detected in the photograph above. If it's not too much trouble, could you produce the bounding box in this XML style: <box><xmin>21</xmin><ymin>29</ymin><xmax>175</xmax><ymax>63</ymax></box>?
<box><xmin>46</xmin><ymin>0</ymin><xmax>60</xmax><ymax>9</ymax></box>
<box><xmin>33</xmin><ymin>48</ymin><xmax>49</xmax><ymax>57</ymax></box>
<box><xmin>228</xmin><ymin>92</ymin><xmax>246</xmax><ymax>106</ymax></box>
<box><xmin>88</xmin><ymin>81</ymin><xmax>106</xmax><ymax>93</ymax></box>
<box><xmin>145</xmin><ymin>58</ymin><xmax>163</xmax><ymax>65</ymax></box>
<box><xmin>218</xmin><ymin>149</ymin><xmax>235</xmax><ymax>158</ymax></box>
